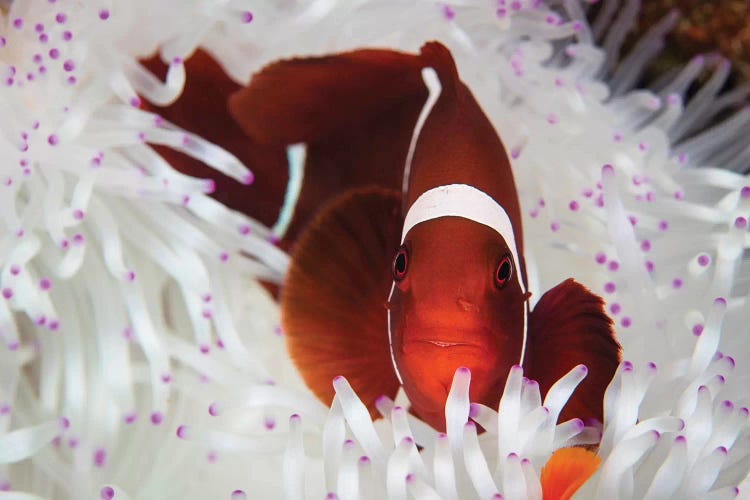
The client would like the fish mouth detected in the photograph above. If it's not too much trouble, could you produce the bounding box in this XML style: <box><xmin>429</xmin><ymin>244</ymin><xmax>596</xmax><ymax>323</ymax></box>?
<box><xmin>417</xmin><ymin>339</ymin><xmax>482</xmax><ymax>348</ymax></box>
<box><xmin>401</xmin><ymin>332</ymin><xmax>489</xmax><ymax>355</ymax></box>
<box><xmin>395</xmin><ymin>316</ymin><xmax>502</xmax><ymax>356</ymax></box>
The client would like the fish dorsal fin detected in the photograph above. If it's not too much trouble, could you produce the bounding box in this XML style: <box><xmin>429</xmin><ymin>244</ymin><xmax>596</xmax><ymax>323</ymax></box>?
<box><xmin>228</xmin><ymin>48</ymin><xmax>430</xmax><ymax>145</ymax></box>
<box><xmin>526</xmin><ymin>279</ymin><xmax>621</xmax><ymax>423</ymax></box>
<box><xmin>227</xmin><ymin>44</ymin><xmax>462</xmax><ymax>241</ymax></box>
<box><xmin>281</xmin><ymin>187</ymin><xmax>402</xmax><ymax>416</ymax></box>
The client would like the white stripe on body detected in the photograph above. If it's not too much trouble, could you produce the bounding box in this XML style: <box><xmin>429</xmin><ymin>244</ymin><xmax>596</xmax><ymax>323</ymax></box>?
<box><xmin>401</xmin><ymin>67</ymin><xmax>442</xmax><ymax>207</ymax></box>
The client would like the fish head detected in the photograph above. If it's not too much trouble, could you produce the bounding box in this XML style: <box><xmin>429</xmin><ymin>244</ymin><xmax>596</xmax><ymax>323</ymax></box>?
<box><xmin>388</xmin><ymin>216</ymin><xmax>527</xmax><ymax>429</ymax></box>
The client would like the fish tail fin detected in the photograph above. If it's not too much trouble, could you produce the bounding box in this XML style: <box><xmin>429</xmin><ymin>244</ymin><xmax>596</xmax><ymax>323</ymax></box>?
<box><xmin>228</xmin><ymin>48</ymin><xmax>431</xmax><ymax>145</ymax></box>
<box><xmin>139</xmin><ymin>51</ymin><xmax>289</xmax><ymax>230</ymax></box>
<box><xmin>281</xmin><ymin>187</ymin><xmax>403</xmax><ymax>416</ymax></box>
<box><xmin>526</xmin><ymin>279</ymin><xmax>621</xmax><ymax>423</ymax></box>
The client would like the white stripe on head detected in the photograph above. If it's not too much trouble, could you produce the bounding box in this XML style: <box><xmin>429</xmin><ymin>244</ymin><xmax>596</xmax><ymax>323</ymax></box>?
<box><xmin>394</xmin><ymin>183</ymin><xmax>529</xmax><ymax>366</ymax></box>
<box><xmin>401</xmin><ymin>184</ymin><xmax>524</xmax><ymax>289</ymax></box>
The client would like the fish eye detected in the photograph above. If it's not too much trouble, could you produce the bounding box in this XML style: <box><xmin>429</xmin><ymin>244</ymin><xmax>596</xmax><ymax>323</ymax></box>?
<box><xmin>495</xmin><ymin>254</ymin><xmax>513</xmax><ymax>289</ymax></box>
<box><xmin>393</xmin><ymin>245</ymin><xmax>409</xmax><ymax>281</ymax></box>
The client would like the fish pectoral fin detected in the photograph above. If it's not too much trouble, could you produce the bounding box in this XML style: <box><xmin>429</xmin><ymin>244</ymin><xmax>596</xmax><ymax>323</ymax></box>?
<box><xmin>281</xmin><ymin>187</ymin><xmax>403</xmax><ymax>417</ymax></box>
<box><xmin>526</xmin><ymin>279</ymin><xmax>621</xmax><ymax>424</ymax></box>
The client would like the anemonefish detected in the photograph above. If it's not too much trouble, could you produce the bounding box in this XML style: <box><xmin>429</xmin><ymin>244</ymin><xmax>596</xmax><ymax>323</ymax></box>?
<box><xmin>160</xmin><ymin>42</ymin><xmax>621</xmax><ymax>432</ymax></box>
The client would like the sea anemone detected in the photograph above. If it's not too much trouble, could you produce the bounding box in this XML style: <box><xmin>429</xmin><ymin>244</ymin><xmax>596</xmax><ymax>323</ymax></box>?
<box><xmin>0</xmin><ymin>1</ymin><xmax>288</xmax><ymax>497</ymax></box>
<box><xmin>1</xmin><ymin>0</ymin><xmax>748</xmax><ymax>498</ymax></box>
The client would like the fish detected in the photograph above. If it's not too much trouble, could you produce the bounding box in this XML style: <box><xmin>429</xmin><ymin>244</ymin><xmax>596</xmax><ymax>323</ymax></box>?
<box><xmin>228</xmin><ymin>41</ymin><xmax>622</xmax><ymax>431</ymax></box>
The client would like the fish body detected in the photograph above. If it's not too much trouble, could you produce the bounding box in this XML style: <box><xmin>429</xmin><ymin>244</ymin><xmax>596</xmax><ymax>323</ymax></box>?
<box><xmin>383</xmin><ymin>47</ymin><xmax>530</xmax><ymax>425</ymax></box>
<box><xmin>229</xmin><ymin>42</ymin><xmax>620</xmax><ymax>431</ymax></box>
